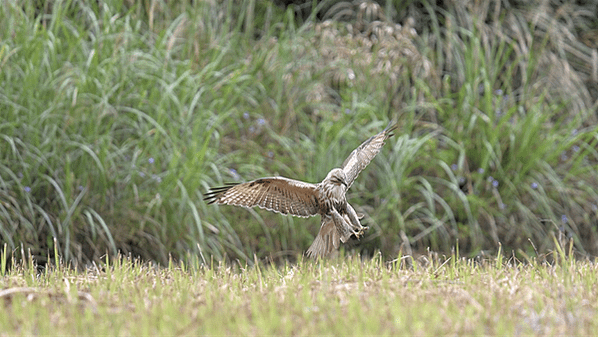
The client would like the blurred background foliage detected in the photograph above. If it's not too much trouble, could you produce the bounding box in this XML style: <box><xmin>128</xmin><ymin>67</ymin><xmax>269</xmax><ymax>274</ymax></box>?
<box><xmin>1</xmin><ymin>0</ymin><xmax>597</xmax><ymax>266</ymax></box>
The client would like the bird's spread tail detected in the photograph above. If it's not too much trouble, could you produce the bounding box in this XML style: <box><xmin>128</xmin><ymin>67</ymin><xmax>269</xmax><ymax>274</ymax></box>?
<box><xmin>306</xmin><ymin>218</ymin><xmax>340</xmax><ymax>258</ymax></box>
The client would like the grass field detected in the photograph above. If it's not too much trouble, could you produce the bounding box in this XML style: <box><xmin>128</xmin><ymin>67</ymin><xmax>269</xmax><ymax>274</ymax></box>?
<box><xmin>1</xmin><ymin>246</ymin><xmax>597</xmax><ymax>335</ymax></box>
<box><xmin>1</xmin><ymin>0</ymin><xmax>598</xmax><ymax>265</ymax></box>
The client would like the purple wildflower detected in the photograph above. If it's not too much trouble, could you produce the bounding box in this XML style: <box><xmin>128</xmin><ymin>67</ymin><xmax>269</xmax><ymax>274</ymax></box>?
<box><xmin>229</xmin><ymin>168</ymin><xmax>240</xmax><ymax>180</ymax></box>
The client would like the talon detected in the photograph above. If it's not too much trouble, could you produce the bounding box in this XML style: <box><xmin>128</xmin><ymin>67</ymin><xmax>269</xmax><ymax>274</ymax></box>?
<box><xmin>353</xmin><ymin>226</ymin><xmax>369</xmax><ymax>238</ymax></box>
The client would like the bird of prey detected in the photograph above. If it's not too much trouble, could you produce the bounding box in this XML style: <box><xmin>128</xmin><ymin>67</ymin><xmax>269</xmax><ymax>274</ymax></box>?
<box><xmin>204</xmin><ymin>123</ymin><xmax>397</xmax><ymax>258</ymax></box>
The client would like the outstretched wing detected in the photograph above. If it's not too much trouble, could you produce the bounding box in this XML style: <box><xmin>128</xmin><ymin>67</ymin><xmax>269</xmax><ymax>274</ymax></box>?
<box><xmin>204</xmin><ymin>177</ymin><xmax>320</xmax><ymax>218</ymax></box>
<box><xmin>341</xmin><ymin>122</ymin><xmax>397</xmax><ymax>188</ymax></box>
<box><xmin>306</xmin><ymin>216</ymin><xmax>341</xmax><ymax>258</ymax></box>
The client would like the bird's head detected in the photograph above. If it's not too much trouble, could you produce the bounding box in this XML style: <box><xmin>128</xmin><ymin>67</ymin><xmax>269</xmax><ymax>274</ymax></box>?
<box><xmin>325</xmin><ymin>168</ymin><xmax>348</xmax><ymax>189</ymax></box>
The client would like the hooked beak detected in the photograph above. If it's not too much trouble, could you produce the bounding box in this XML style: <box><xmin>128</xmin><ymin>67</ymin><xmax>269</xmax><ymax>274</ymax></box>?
<box><xmin>339</xmin><ymin>178</ymin><xmax>348</xmax><ymax>188</ymax></box>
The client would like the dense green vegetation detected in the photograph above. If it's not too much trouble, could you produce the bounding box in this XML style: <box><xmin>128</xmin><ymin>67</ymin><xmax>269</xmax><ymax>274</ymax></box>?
<box><xmin>1</xmin><ymin>0</ymin><xmax>597</xmax><ymax>266</ymax></box>
<box><xmin>1</xmin><ymin>248</ymin><xmax>597</xmax><ymax>335</ymax></box>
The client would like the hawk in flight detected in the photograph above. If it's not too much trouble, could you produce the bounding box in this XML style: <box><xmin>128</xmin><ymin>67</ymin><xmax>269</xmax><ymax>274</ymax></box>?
<box><xmin>204</xmin><ymin>123</ymin><xmax>397</xmax><ymax>257</ymax></box>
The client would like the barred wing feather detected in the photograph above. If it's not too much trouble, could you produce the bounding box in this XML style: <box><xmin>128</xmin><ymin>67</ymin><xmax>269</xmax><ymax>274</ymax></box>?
<box><xmin>204</xmin><ymin>177</ymin><xmax>320</xmax><ymax>218</ymax></box>
<box><xmin>341</xmin><ymin>123</ymin><xmax>397</xmax><ymax>189</ymax></box>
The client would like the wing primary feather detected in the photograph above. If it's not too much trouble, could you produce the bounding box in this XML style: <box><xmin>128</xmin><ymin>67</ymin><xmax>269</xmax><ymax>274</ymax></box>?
<box><xmin>203</xmin><ymin>183</ymin><xmax>239</xmax><ymax>204</ymax></box>
<box><xmin>205</xmin><ymin>177</ymin><xmax>320</xmax><ymax>218</ymax></box>
<box><xmin>341</xmin><ymin>122</ymin><xmax>397</xmax><ymax>188</ymax></box>
<box><xmin>253</xmin><ymin>184</ymin><xmax>267</xmax><ymax>207</ymax></box>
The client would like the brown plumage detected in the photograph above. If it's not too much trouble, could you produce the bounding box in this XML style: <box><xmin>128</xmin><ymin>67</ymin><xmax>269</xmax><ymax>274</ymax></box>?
<box><xmin>204</xmin><ymin>123</ymin><xmax>397</xmax><ymax>258</ymax></box>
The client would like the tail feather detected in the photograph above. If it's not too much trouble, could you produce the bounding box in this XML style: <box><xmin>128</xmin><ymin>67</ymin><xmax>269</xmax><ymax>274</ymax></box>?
<box><xmin>306</xmin><ymin>217</ymin><xmax>340</xmax><ymax>258</ymax></box>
